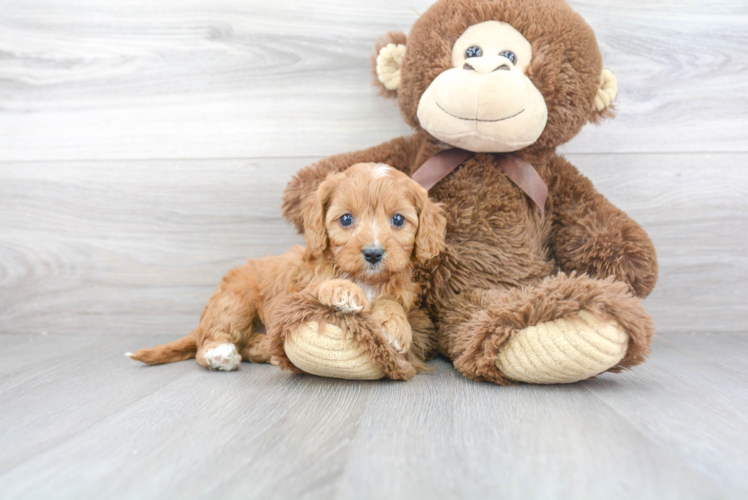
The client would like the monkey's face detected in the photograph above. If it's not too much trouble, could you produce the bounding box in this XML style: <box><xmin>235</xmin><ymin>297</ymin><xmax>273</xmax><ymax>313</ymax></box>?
<box><xmin>416</xmin><ymin>21</ymin><xmax>547</xmax><ymax>153</ymax></box>
<box><xmin>373</xmin><ymin>0</ymin><xmax>615</xmax><ymax>153</ymax></box>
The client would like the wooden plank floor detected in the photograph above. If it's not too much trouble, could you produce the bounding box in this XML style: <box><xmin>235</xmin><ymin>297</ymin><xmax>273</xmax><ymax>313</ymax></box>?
<box><xmin>0</xmin><ymin>333</ymin><xmax>746</xmax><ymax>499</ymax></box>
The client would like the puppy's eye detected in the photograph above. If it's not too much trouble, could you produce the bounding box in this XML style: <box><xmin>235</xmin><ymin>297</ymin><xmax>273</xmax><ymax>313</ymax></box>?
<box><xmin>465</xmin><ymin>46</ymin><xmax>483</xmax><ymax>58</ymax></box>
<box><xmin>499</xmin><ymin>50</ymin><xmax>516</xmax><ymax>64</ymax></box>
<box><xmin>339</xmin><ymin>214</ymin><xmax>353</xmax><ymax>227</ymax></box>
<box><xmin>391</xmin><ymin>214</ymin><xmax>405</xmax><ymax>227</ymax></box>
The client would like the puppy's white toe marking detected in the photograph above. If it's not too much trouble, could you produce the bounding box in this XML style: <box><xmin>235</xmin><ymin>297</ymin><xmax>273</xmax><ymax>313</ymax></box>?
<box><xmin>204</xmin><ymin>344</ymin><xmax>241</xmax><ymax>371</ymax></box>
<box><xmin>382</xmin><ymin>332</ymin><xmax>405</xmax><ymax>353</ymax></box>
<box><xmin>124</xmin><ymin>352</ymin><xmax>133</xmax><ymax>358</ymax></box>
<box><xmin>335</xmin><ymin>293</ymin><xmax>364</xmax><ymax>314</ymax></box>
<box><xmin>338</xmin><ymin>305</ymin><xmax>362</xmax><ymax>314</ymax></box>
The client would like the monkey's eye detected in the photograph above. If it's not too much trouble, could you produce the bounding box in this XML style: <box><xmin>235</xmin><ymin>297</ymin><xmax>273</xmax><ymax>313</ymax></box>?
<box><xmin>465</xmin><ymin>46</ymin><xmax>483</xmax><ymax>58</ymax></box>
<box><xmin>339</xmin><ymin>214</ymin><xmax>353</xmax><ymax>227</ymax></box>
<box><xmin>499</xmin><ymin>50</ymin><xmax>516</xmax><ymax>64</ymax></box>
<box><xmin>391</xmin><ymin>214</ymin><xmax>406</xmax><ymax>227</ymax></box>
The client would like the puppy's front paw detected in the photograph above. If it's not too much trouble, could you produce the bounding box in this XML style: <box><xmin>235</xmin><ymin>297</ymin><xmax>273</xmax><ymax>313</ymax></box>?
<box><xmin>201</xmin><ymin>343</ymin><xmax>241</xmax><ymax>371</ymax></box>
<box><xmin>317</xmin><ymin>279</ymin><xmax>370</xmax><ymax>314</ymax></box>
<box><xmin>379</xmin><ymin>322</ymin><xmax>412</xmax><ymax>354</ymax></box>
<box><xmin>371</xmin><ymin>301</ymin><xmax>412</xmax><ymax>354</ymax></box>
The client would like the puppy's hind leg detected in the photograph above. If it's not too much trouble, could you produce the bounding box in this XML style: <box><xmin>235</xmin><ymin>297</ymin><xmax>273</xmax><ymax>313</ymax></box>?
<box><xmin>195</xmin><ymin>263</ymin><xmax>262</xmax><ymax>371</ymax></box>
<box><xmin>199</xmin><ymin>342</ymin><xmax>243</xmax><ymax>371</ymax></box>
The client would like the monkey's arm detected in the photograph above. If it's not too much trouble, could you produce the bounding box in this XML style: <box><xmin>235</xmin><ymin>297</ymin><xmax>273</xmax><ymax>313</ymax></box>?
<box><xmin>549</xmin><ymin>155</ymin><xmax>658</xmax><ymax>298</ymax></box>
<box><xmin>282</xmin><ymin>135</ymin><xmax>421</xmax><ymax>232</ymax></box>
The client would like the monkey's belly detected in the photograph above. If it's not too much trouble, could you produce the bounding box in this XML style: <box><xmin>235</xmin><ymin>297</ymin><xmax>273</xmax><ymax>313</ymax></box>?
<box><xmin>429</xmin><ymin>159</ymin><xmax>555</xmax><ymax>287</ymax></box>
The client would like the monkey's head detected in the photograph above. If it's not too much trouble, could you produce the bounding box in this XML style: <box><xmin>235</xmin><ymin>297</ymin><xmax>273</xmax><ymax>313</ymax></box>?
<box><xmin>373</xmin><ymin>0</ymin><xmax>618</xmax><ymax>154</ymax></box>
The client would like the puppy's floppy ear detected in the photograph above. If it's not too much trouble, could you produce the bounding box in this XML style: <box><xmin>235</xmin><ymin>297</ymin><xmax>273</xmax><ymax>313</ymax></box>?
<box><xmin>301</xmin><ymin>175</ymin><xmax>338</xmax><ymax>256</ymax></box>
<box><xmin>410</xmin><ymin>181</ymin><xmax>447</xmax><ymax>263</ymax></box>
<box><xmin>371</xmin><ymin>31</ymin><xmax>407</xmax><ymax>98</ymax></box>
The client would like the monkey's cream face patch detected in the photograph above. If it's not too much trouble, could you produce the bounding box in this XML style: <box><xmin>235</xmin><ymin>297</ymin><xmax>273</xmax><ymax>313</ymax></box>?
<box><xmin>417</xmin><ymin>21</ymin><xmax>548</xmax><ymax>153</ymax></box>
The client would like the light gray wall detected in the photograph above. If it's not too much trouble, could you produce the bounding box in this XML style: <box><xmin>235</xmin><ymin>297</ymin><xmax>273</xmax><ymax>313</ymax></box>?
<box><xmin>1</xmin><ymin>0</ymin><xmax>746</xmax><ymax>335</ymax></box>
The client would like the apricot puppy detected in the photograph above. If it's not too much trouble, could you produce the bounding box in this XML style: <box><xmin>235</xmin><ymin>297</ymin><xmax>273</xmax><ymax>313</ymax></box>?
<box><xmin>128</xmin><ymin>163</ymin><xmax>446</xmax><ymax>371</ymax></box>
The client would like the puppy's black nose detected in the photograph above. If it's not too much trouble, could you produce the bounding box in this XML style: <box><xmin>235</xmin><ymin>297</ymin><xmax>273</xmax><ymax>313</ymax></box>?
<box><xmin>363</xmin><ymin>246</ymin><xmax>385</xmax><ymax>265</ymax></box>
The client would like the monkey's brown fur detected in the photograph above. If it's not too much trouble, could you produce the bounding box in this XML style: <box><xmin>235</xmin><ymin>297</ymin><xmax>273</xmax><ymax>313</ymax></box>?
<box><xmin>282</xmin><ymin>0</ymin><xmax>658</xmax><ymax>384</ymax></box>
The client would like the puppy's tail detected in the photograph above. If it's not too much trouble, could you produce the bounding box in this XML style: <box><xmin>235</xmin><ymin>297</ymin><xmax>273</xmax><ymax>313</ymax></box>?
<box><xmin>126</xmin><ymin>329</ymin><xmax>198</xmax><ymax>365</ymax></box>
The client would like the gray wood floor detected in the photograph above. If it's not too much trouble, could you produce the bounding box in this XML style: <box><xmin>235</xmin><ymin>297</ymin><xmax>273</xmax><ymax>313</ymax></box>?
<box><xmin>0</xmin><ymin>333</ymin><xmax>746</xmax><ymax>499</ymax></box>
<box><xmin>1</xmin><ymin>0</ymin><xmax>747</xmax><ymax>498</ymax></box>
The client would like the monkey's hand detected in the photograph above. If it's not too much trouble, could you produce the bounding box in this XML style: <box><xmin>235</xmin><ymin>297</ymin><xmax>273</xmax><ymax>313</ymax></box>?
<box><xmin>551</xmin><ymin>157</ymin><xmax>658</xmax><ymax>298</ymax></box>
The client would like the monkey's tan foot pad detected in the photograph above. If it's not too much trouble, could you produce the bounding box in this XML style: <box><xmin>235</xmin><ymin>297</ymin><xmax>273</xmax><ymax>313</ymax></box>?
<box><xmin>285</xmin><ymin>321</ymin><xmax>385</xmax><ymax>380</ymax></box>
<box><xmin>496</xmin><ymin>310</ymin><xmax>628</xmax><ymax>384</ymax></box>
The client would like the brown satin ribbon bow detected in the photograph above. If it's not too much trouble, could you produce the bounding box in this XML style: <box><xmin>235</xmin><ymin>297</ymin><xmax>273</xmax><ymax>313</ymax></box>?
<box><xmin>411</xmin><ymin>148</ymin><xmax>548</xmax><ymax>215</ymax></box>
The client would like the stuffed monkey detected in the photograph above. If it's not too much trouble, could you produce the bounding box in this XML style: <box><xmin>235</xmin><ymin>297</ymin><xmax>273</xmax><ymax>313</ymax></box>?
<box><xmin>275</xmin><ymin>0</ymin><xmax>657</xmax><ymax>384</ymax></box>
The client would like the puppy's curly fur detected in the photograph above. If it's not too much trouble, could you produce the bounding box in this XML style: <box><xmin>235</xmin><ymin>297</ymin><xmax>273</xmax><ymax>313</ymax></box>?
<box><xmin>128</xmin><ymin>163</ymin><xmax>446</xmax><ymax>373</ymax></box>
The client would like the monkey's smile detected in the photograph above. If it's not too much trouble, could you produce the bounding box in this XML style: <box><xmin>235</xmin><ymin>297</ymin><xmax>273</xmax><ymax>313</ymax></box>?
<box><xmin>436</xmin><ymin>102</ymin><xmax>525</xmax><ymax>123</ymax></box>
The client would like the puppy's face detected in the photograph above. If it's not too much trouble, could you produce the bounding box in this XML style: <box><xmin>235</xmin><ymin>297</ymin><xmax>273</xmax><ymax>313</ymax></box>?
<box><xmin>302</xmin><ymin>163</ymin><xmax>446</xmax><ymax>282</ymax></box>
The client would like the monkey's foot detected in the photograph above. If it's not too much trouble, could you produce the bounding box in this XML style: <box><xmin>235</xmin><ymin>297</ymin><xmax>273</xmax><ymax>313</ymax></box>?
<box><xmin>451</xmin><ymin>275</ymin><xmax>654</xmax><ymax>385</ymax></box>
<box><xmin>495</xmin><ymin>310</ymin><xmax>628</xmax><ymax>384</ymax></box>
<box><xmin>271</xmin><ymin>292</ymin><xmax>430</xmax><ymax>381</ymax></box>
<box><xmin>285</xmin><ymin>322</ymin><xmax>385</xmax><ymax>380</ymax></box>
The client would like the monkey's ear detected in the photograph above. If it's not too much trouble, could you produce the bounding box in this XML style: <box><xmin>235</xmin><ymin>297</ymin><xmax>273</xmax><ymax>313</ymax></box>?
<box><xmin>371</xmin><ymin>31</ymin><xmax>407</xmax><ymax>98</ymax></box>
<box><xmin>589</xmin><ymin>69</ymin><xmax>618</xmax><ymax>124</ymax></box>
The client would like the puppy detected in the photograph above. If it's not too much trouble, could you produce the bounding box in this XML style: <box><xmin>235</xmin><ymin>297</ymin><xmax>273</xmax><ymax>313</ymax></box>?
<box><xmin>128</xmin><ymin>163</ymin><xmax>446</xmax><ymax>371</ymax></box>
